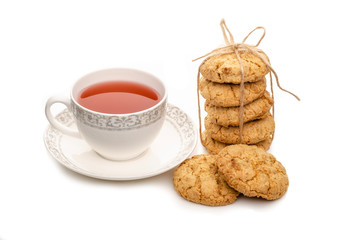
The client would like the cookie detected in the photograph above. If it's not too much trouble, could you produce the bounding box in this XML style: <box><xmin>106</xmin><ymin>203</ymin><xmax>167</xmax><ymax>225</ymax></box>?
<box><xmin>216</xmin><ymin>144</ymin><xmax>289</xmax><ymax>200</ymax></box>
<box><xmin>199</xmin><ymin>77</ymin><xmax>266</xmax><ymax>107</ymax></box>
<box><xmin>173</xmin><ymin>154</ymin><xmax>239</xmax><ymax>206</ymax></box>
<box><xmin>201</xmin><ymin>130</ymin><xmax>272</xmax><ymax>155</ymax></box>
<box><xmin>200</xmin><ymin>52</ymin><xmax>270</xmax><ymax>84</ymax></box>
<box><xmin>205</xmin><ymin>91</ymin><xmax>274</xmax><ymax>126</ymax></box>
<box><xmin>204</xmin><ymin>113</ymin><xmax>275</xmax><ymax>144</ymax></box>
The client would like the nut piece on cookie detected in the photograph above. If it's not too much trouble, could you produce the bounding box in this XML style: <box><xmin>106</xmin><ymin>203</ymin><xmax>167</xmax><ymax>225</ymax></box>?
<box><xmin>200</xmin><ymin>52</ymin><xmax>270</xmax><ymax>84</ymax></box>
<box><xmin>216</xmin><ymin>145</ymin><xmax>289</xmax><ymax>200</ymax></box>
<box><xmin>173</xmin><ymin>154</ymin><xmax>239</xmax><ymax>206</ymax></box>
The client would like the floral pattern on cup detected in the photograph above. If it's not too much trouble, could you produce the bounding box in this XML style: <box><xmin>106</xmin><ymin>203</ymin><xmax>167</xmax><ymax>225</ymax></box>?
<box><xmin>71</xmin><ymin>100</ymin><xmax>167</xmax><ymax>131</ymax></box>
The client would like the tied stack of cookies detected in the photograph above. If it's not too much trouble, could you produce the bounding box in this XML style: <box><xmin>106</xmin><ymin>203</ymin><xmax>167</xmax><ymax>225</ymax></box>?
<box><xmin>172</xmin><ymin>20</ymin><xmax>299</xmax><ymax>207</ymax></box>
<box><xmin>199</xmin><ymin>51</ymin><xmax>275</xmax><ymax>155</ymax></box>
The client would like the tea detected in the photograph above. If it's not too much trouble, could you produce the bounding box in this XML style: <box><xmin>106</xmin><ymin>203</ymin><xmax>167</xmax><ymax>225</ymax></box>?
<box><xmin>77</xmin><ymin>81</ymin><xmax>161</xmax><ymax>114</ymax></box>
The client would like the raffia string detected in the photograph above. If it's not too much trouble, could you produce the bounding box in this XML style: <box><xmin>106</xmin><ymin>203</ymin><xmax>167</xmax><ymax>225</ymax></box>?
<box><xmin>193</xmin><ymin>19</ymin><xmax>300</xmax><ymax>145</ymax></box>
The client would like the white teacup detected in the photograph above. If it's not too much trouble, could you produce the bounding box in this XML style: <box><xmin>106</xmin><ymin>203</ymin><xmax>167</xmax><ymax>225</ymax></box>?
<box><xmin>45</xmin><ymin>68</ymin><xmax>167</xmax><ymax>161</ymax></box>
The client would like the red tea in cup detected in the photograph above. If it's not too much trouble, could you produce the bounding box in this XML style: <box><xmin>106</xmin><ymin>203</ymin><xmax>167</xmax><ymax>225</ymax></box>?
<box><xmin>77</xmin><ymin>81</ymin><xmax>161</xmax><ymax>114</ymax></box>
<box><xmin>46</xmin><ymin>68</ymin><xmax>167</xmax><ymax>160</ymax></box>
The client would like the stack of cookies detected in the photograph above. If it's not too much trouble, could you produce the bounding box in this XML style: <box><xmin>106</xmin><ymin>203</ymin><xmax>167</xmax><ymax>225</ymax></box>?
<box><xmin>198</xmin><ymin>52</ymin><xmax>275</xmax><ymax>154</ymax></box>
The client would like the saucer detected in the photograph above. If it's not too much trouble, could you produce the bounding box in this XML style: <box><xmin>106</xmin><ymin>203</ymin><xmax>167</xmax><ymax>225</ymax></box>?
<box><xmin>44</xmin><ymin>103</ymin><xmax>197</xmax><ymax>181</ymax></box>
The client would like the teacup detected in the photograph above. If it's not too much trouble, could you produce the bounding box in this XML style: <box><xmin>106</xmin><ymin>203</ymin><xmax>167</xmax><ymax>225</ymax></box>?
<box><xmin>45</xmin><ymin>68</ymin><xmax>167</xmax><ymax>160</ymax></box>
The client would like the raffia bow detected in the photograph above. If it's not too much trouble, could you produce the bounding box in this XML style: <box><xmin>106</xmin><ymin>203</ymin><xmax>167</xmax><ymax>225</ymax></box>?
<box><xmin>193</xmin><ymin>19</ymin><xmax>300</xmax><ymax>144</ymax></box>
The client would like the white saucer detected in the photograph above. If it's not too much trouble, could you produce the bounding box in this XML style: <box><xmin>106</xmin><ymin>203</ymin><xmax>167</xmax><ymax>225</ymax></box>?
<box><xmin>44</xmin><ymin>103</ymin><xmax>197</xmax><ymax>181</ymax></box>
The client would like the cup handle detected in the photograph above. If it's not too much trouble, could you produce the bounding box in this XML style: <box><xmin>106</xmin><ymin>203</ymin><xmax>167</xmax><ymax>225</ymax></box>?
<box><xmin>45</xmin><ymin>94</ymin><xmax>81</xmax><ymax>138</ymax></box>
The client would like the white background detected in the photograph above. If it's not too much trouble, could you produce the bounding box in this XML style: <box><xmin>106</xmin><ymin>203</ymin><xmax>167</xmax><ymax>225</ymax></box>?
<box><xmin>1</xmin><ymin>0</ymin><xmax>361</xmax><ymax>239</ymax></box>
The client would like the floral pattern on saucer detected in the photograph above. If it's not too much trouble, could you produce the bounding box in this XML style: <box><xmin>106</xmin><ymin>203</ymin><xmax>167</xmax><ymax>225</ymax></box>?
<box><xmin>44</xmin><ymin>103</ymin><xmax>197</xmax><ymax>180</ymax></box>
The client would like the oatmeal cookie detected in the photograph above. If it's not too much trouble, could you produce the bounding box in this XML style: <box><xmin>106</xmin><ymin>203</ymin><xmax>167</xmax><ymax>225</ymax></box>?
<box><xmin>205</xmin><ymin>91</ymin><xmax>273</xmax><ymax>126</ymax></box>
<box><xmin>216</xmin><ymin>144</ymin><xmax>289</xmax><ymax>200</ymax></box>
<box><xmin>201</xmin><ymin>130</ymin><xmax>272</xmax><ymax>155</ymax></box>
<box><xmin>200</xmin><ymin>52</ymin><xmax>270</xmax><ymax>84</ymax></box>
<box><xmin>173</xmin><ymin>154</ymin><xmax>239</xmax><ymax>206</ymax></box>
<box><xmin>204</xmin><ymin>113</ymin><xmax>275</xmax><ymax>144</ymax></box>
<box><xmin>199</xmin><ymin>77</ymin><xmax>266</xmax><ymax>107</ymax></box>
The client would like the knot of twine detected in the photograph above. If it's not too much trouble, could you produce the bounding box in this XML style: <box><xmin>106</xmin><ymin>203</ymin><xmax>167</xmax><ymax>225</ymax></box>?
<box><xmin>193</xmin><ymin>19</ymin><xmax>300</xmax><ymax>145</ymax></box>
